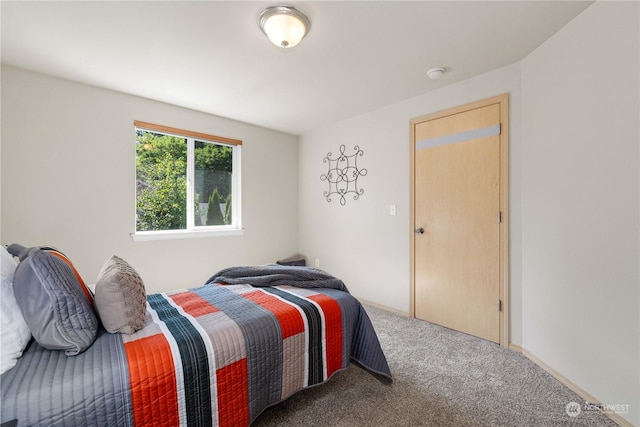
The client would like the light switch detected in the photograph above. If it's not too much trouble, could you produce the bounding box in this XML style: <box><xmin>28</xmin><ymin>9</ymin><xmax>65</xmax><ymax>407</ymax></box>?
<box><xmin>389</xmin><ymin>204</ymin><xmax>397</xmax><ymax>216</ymax></box>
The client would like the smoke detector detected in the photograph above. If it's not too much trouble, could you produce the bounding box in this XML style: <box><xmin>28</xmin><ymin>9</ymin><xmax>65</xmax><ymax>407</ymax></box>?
<box><xmin>427</xmin><ymin>68</ymin><xmax>446</xmax><ymax>80</ymax></box>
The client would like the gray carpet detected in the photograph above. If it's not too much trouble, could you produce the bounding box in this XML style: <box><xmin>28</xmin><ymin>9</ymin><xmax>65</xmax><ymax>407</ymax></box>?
<box><xmin>254</xmin><ymin>303</ymin><xmax>618</xmax><ymax>426</ymax></box>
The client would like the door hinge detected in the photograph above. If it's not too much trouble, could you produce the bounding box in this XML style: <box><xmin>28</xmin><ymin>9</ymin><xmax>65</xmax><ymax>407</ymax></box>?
<box><xmin>498</xmin><ymin>211</ymin><xmax>502</xmax><ymax>223</ymax></box>
<box><xmin>498</xmin><ymin>299</ymin><xmax>502</xmax><ymax>311</ymax></box>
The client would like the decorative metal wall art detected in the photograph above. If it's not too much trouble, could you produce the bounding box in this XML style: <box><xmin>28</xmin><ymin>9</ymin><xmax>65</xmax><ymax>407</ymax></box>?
<box><xmin>320</xmin><ymin>144</ymin><xmax>367</xmax><ymax>206</ymax></box>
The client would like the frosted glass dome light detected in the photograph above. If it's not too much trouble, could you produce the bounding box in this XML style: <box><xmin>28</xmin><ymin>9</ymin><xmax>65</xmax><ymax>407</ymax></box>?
<box><xmin>259</xmin><ymin>5</ymin><xmax>311</xmax><ymax>48</ymax></box>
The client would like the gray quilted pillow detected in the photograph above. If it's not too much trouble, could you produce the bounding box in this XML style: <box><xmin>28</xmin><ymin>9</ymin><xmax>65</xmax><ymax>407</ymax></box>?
<box><xmin>12</xmin><ymin>248</ymin><xmax>98</xmax><ymax>355</ymax></box>
<box><xmin>94</xmin><ymin>256</ymin><xmax>146</xmax><ymax>334</ymax></box>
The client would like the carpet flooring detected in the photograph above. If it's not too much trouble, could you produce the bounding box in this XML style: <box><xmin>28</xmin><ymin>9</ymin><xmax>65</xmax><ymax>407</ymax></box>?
<box><xmin>253</xmin><ymin>303</ymin><xmax>618</xmax><ymax>426</ymax></box>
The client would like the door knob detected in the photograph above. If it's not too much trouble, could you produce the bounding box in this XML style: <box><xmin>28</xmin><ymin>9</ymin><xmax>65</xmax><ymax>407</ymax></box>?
<box><xmin>415</xmin><ymin>227</ymin><xmax>425</xmax><ymax>234</ymax></box>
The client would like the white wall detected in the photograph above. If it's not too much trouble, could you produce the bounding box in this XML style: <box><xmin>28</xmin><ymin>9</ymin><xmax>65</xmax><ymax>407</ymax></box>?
<box><xmin>1</xmin><ymin>66</ymin><xmax>299</xmax><ymax>294</ymax></box>
<box><xmin>299</xmin><ymin>3</ymin><xmax>639</xmax><ymax>423</ymax></box>
<box><xmin>298</xmin><ymin>63</ymin><xmax>523</xmax><ymax>344</ymax></box>
<box><xmin>520</xmin><ymin>2</ymin><xmax>639</xmax><ymax>425</ymax></box>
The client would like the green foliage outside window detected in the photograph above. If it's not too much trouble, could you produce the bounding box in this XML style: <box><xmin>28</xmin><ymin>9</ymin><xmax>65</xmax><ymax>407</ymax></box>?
<box><xmin>136</xmin><ymin>130</ymin><xmax>233</xmax><ymax>232</ymax></box>
<box><xmin>206</xmin><ymin>188</ymin><xmax>224</xmax><ymax>225</ymax></box>
<box><xmin>224</xmin><ymin>194</ymin><xmax>232</xmax><ymax>225</ymax></box>
<box><xmin>136</xmin><ymin>132</ymin><xmax>187</xmax><ymax>231</ymax></box>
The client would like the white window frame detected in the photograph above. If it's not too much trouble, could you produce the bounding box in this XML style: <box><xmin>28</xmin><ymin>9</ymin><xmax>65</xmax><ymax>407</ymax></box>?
<box><xmin>131</xmin><ymin>121</ymin><xmax>243</xmax><ymax>242</ymax></box>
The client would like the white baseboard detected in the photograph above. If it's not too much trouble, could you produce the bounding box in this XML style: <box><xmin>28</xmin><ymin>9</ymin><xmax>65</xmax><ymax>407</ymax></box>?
<box><xmin>358</xmin><ymin>301</ymin><xmax>633</xmax><ymax>427</ymax></box>
<box><xmin>357</xmin><ymin>298</ymin><xmax>410</xmax><ymax>317</ymax></box>
<box><xmin>508</xmin><ymin>343</ymin><xmax>523</xmax><ymax>353</ymax></box>
<box><xmin>521</xmin><ymin>348</ymin><xmax>633</xmax><ymax>427</ymax></box>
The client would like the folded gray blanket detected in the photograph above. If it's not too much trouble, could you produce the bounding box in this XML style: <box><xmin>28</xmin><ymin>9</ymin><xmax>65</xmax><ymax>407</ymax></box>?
<box><xmin>206</xmin><ymin>265</ymin><xmax>349</xmax><ymax>292</ymax></box>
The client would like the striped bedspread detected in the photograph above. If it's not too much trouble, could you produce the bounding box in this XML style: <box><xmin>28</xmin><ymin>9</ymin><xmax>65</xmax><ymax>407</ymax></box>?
<box><xmin>1</xmin><ymin>283</ymin><xmax>391</xmax><ymax>426</ymax></box>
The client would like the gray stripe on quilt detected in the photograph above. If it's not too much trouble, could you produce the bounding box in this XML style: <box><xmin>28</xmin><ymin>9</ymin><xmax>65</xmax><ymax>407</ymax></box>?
<box><xmin>280</xmin><ymin>333</ymin><xmax>306</xmax><ymax>400</ymax></box>
<box><xmin>313</xmin><ymin>288</ymin><xmax>358</xmax><ymax>369</ymax></box>
<box><xmin>195</xmin><ymin>285</ymin><xmax>283</xmax><ymax>420</ymax></box>
<box><xmin>261</xmin><ymin>287</ymin><xmax>324</xmax><ymax>385</ymax></box>
<box><xmin>282</xmin><ymin>287</ymin><xmax>392</xmax><ymax>384</ymax></box>
<box><xmin>148</xmin><ymin>294</ymin><xmax>213</xmax><ymax>427</ymax></box>
<box><xmin>0</xmin><ymin>331</ymin><xmax>132</xmax><ymax>427</ymax></box>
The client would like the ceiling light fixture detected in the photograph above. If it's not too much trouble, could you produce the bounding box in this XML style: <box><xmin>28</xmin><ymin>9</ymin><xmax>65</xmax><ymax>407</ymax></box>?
<box><xmin>259</xmin><ymin>5</ymin><xmax>311</xmax><ymax>48</ymax></box>
<box><xmin>427</xmin><ymin>68</ymin><xmax>446</xmax><ymax>80</ymax></box>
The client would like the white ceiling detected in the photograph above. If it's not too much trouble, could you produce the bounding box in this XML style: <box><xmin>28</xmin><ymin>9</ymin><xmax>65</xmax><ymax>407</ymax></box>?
<box><xmin>1</xmin><ymin>1</ymin><xmax>592</xmax><ymax>135</ymax></box>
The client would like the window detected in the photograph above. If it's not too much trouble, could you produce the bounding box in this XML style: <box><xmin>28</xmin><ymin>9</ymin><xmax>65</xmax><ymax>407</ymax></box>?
<box><xmin>133</xmin><ymin>121</ymin><xmax>242</xmax><ymax>240</ymax></box>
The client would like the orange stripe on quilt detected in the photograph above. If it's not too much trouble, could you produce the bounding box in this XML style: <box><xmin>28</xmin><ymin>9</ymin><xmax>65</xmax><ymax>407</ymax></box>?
<box><xmin>308</xmin><ymin>294</ymin><xmax>343</xmax><ymax>378</ymax></box>
<box><xmin>169</xmin><ymin>291</ymin><xmax>220</xmax><ymax>317</ymax></box>
<box><xmin>124</xmin><ymin>334</ymin><xmax>179</xmax><ymax>427</ymax></box>
<box><xmin>216</xmin><ymin>358</ymin><xmax>249</xmax><ymax>427</ymax></box>
<box><xmin>242</xmin><ymin>290</ymin><xmax>305</xmax><ymax>338</ymax></box>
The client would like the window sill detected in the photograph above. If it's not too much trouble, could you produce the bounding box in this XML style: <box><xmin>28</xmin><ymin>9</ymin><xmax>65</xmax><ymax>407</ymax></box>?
<box><xmin>131</xmin><ymin>228</ymin><xmax>244</xmax><ymax>242</ymax></box>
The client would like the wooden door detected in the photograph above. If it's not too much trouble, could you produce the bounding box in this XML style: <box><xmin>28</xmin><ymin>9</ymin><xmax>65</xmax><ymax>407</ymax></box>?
<box><xmin>410</xmin><ymin>95</ymin><xmax>509</xmax><ymax>344</ymax></box>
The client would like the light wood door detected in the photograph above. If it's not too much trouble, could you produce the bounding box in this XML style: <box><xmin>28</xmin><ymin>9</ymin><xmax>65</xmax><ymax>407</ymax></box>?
<box><xmin>411</xmin><ymin>96</ymin><xmax>508</xmax><ymax>344</ymax></box>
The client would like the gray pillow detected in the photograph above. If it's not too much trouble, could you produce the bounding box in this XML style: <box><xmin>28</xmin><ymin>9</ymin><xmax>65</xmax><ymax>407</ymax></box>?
<box><xmin>94</xmin><ymin>256</ymin><xmax>146</xmax><ymax>334</ymax></box>
<box><xmin>276</xmin><ymin>254</ymin><xmax>307</xmax><ymax>266</ymax></box>
<box><xmin>12</xmin><ymin>248</ymin><xmax>98</xmax><ymax>355</ymax></box>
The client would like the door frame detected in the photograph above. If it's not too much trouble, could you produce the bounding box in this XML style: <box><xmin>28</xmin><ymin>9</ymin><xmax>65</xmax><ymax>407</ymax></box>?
<box><xmin>409</xmin><ymin>93</ymin><xmax>510</xmax><ymax>347</ymax></box>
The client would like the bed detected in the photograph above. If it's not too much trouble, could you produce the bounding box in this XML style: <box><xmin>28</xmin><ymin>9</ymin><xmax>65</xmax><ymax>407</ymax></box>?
<box><xmin>0</xmin><ymin>257</ymin><xmax>391</xmax><ymax>427</ymax></box>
